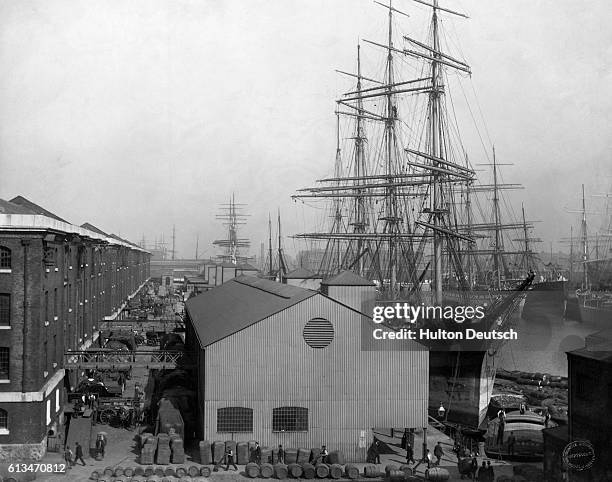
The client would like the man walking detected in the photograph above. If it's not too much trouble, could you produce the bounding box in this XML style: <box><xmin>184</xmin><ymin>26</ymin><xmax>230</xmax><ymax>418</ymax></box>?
<box><xmin>405</xmin><ymin>442</ymin><xmax>415</xmax><ymax>465</ymax></box>
<box><xmin>224</xmin><ymin>446</ymin><xmax>238</xmax><ymax>471</ymax></box>
<box><xmin>74</xmin><ymin>441</ymin><xmax>86</xmax><ymax>466</ymax></box>
<box><xmin>64</xmin><ymin>445</ymin><xmax>74</xmax><ymax>468</ymax></box>
<box><xmin>433</xmin><ymin>441</ymin><xmax>444</xmax><ymax>466</ymax></box>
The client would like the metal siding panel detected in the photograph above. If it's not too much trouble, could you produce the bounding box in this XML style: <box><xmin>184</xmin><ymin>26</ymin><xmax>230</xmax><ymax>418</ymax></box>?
<box><xmin>201</xmin><ymin>293</ymin><xmax>428</xmax><ymax>460</ymax></box>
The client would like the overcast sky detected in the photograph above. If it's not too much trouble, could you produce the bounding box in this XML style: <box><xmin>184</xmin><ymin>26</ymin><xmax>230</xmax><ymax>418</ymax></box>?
<box><xmin>1</xmin><ymin>0</ymin><xmax>610</xmax><ymax>260</ymax></box>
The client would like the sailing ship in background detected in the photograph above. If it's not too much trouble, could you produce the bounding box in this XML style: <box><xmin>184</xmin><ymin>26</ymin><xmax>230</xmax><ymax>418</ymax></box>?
<box><xmin>292</xmin><ymin>0</ymin><xmax>533</xmax><ymax>429</ymax></box>
<box><xmin>564</xmin><ymin>184</ymin><xmax>612</xmax><ymax>328</ymax></box>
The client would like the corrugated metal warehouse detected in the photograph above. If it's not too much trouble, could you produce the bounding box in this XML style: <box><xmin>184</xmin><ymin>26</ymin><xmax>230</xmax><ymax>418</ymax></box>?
<box><xmin>185</xmin><ymin>272</ymin><xmax>428</xmax><ymax>461</ymax></box>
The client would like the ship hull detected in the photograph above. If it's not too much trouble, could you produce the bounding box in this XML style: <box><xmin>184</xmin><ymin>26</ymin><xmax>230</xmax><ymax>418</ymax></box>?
<box><xmin>429</xmin><ymin>350</ymin><xmax>496</xmax><ymax>428</ymax></box>
<box><xmin>576</xmin><ymin>296</ymin><xmax>612</xmax><ymax>331</ymax></box>
<box><xmin>524</xmin><ymin>280</ymin><xmax>565</xmax><ymax>318</ymax></box>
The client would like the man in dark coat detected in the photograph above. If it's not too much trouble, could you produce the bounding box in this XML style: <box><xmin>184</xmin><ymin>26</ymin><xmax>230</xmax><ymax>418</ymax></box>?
<box><xmin>74</xmin><ymin>442</ymin><xmax>86</xmax><ymax>466</ymax></box>
<box><xmin>405</xmin><ymin>442</ymin><xmax>415</xmax><ymax>464</ymax></box>
<box><xmin>433</xmin><ymin>441</ymin><xmax>444</xmax><ymax>465</ymax></box>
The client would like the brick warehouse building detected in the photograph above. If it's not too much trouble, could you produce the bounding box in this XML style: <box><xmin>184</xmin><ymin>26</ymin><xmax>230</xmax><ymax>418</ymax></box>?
<box><xmin>185</xmin><ymin>273</ymin><xmax>429</xmax><ymax>461</ymax></box>
<box><xmin>0</xmin><ymin>196</ymin><xmax>150</xmax><ymax>460</ymax></box>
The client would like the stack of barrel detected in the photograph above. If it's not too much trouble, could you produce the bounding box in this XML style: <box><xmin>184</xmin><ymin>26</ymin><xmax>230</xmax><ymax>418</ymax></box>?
<box><xmin>156</xmin><ymin>433</ymin><xmax>171</xmax><ymax>464</ymax></box>
<box><xmin>139</xmin><ymin>433</ymin><xmax>156</xmax><ymax>465</ymax></box>
<box><xmin>170</xmin><ymin>435</ymin><xmax>185</xmax><ymax>463</ymax></box>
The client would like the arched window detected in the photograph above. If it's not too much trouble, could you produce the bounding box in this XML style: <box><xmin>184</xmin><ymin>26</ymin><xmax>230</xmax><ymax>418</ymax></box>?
<box><xmin>272</xmin><ymin>407</ymin><xmax>308</xmax><ymax>432</ymax></box>
<box><xmin>217</xmin><ymin>407</ymin><xmax>253</xmax><ymax>433</ymax></box>
<box><xmin>0</xmin><ymin>409</ymin><xmax>7</xmax><ymax>432</ymax></box>
<box><xmin>0</xmin><ymin>247</ymin><xmax>10</xmax><ymax>269</ymax></box>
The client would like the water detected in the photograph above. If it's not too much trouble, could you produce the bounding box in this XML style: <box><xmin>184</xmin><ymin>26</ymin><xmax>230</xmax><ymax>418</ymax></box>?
<box><xmin>497</xmin><ymin>294</ymin><xmax>595</xmax><ymax>377</ymax></box>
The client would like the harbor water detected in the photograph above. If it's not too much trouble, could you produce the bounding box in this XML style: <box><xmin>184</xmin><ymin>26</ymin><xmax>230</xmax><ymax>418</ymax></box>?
<box><xmin>497</xmin><ymin>294</ymin><xmax>595</xmax><ymax>377</ymax></box>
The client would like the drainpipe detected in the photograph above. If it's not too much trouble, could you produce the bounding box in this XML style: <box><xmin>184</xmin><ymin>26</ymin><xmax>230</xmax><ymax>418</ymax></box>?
<box><xmin>21</xmin><ymin>239</ymin><xmax>31</xmax><ymax>393</ymax></box>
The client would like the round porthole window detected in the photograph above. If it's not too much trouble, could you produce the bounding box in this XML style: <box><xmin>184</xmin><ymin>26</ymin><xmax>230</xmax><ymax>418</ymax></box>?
<box><xmin>303</xmin><ymin>317</ymin><xmax>334</xmax><ymax>348</ymax></box>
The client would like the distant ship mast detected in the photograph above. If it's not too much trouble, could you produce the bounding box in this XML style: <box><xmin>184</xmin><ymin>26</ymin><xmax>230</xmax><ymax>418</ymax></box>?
<box><xmin>213</xmin><ymin>193</ymin><xmax>251</xmax><ymax>264</ymax></box>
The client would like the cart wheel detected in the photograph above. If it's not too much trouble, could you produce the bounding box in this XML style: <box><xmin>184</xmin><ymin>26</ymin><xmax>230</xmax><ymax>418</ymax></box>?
<box><xmin>100</xmin><ymin>408</ymin><xmax>115</xmax><ymax>425</ymax></box>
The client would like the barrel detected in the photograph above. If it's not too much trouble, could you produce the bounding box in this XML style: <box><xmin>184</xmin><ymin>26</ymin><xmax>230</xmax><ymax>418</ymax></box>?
<box><xmin>399</xmin><ymin>464</ymin><xmax>413</xmax><ymax>476</ymax></box>
<box><xmin>246</xmin><ymin>462</ymin><xmax>260</xmax><ymax>478</ymax></box>
<box><xmin>188</xmin><ymin>466</ymin><xmax>200</xmax><ymax>477</ymax></box>
<box><xmin>297</xmin><ymin>448</ymin><xmax>311</xmax><ymax>464</ymax></box>
<box><xmin>364</xmin><ymin>465</ymin><xmax>381</xmax><ymax>478</ymax></box>
<box><xmin>316</xmin><ymin>463</ymin><xmax>330</xmax><ymax>479</ymax></box>
<box><xmin>425</xmin><ymin>467</ymin><xmax>450</xmax><ymax>481</ymax></box>
<box><xmin>113</xmin><ymin>478</ymin><xmax>125</xmax><ymax>482</ymax></box>
<box><xmin>91</xmin><ymin>470</ymin><xmax>101</xmax><ymax>480</ymax></box>
<box><xmin>288</xmin><ymin>463</ymin><xmax>303</xmax><ymax>478</ymax></box>
<box><xmin>385</xmin><ymin>464</ymin><xmax>398</xmax><ymax>476</ymax></box>
<box><xmin>274</xmin><ymin>463</ymin><xmax>288</xmax><ymax>479</ymax></box>
<box><xmin>200</xmin><ymin>466</ymin><xmax>212</xmax><ymax>477</ymax></box>
<box><xmin>261</xmin><ymin>446</ymin><xmax>273</xmax><ymax>464</ymax></box>
<box><xmin>124</xmin><ymin>467</ymin><xmax>134</xmax><ymax>477</ymax></box>
<box><xmin>329</xmin><ymin>464</ymin><xmax>343</xmax><ymax>479</ymax></box>
<box><xmin>237</xmin><ymin>441</ymin><xmax>250</xmax><ymax>464</ymax></box>
<box><xmin>144</xmin><ymin>466</ymin><xmax>154</xmax><ymax>477</ymax></box>
<box><xmin>145</xmin><ymin>477</ymin><xmax>160</xmax><ymax>482</ymax></box>
<box><xmin>309</xmin><ymin>448</ymin><xmax>320</xmax><ymax>463</ymax></box>
<box><xmin>134</xmin><ymin>467</ymin><xmax>145</xmax><ymax>476</ymax></box>
<box><xmin>163</xmin><ymin>467</ymin><xmax>176</xmax><ymax>477</ymax></box>
<box><xmin>131</xmin><ymin>477</ymin><xmax>145</xmax><ymax>482</ymax></box>
<box><xmin>302</xmin><ymin>463</ymin><xmax>316</xmax><ymax>479</ymax></box>
<box><xmin>154</xmin><ymin>467</ymin><xmax>165</xmax><ymax>477</ymax></box>
<box><xmin>387</xmin><ymin>469</ymin><xmax>406</xmax><ymax>482</ymax></box>
<box><xmin>199</xmin><ymin>440</ymin><xmax>212</xmax><ymax>465</ymax></box>
<box><xmin>261</xmin><ymin>463</ymin><xmax>274</xmax><ymax>478</ymax></box>
<box><xmin>161</xmin><ymin>477</ymin><xmax>171</xmax><ymax>482</ymax></box>
<box><xmin>327</xmin><ymin>450</ymin><xmax>345</xmax><ymax>465</ymax></box>
<box><xmin>285</xmin><ymin>448</ymin><xmax>298</xmax><ymax>464</ymax></box>
<box><xmin>212</xmin><ymin>440</ymin><xmax>225</xmax><ymax>464</ymax></box>
<box><xmin>345</xmin><ymin>464</ymin><xmax>360</xmax><ymax>479</ymax></box>
<box><xmin>104</xmin><ymin>467</ymin><xmax>114</xmax><ymax>477</ymax></box>
<box><xmin>175</xmin><ymin>466</ymin><xmax>187</xmax><ymax>477</ymax></box>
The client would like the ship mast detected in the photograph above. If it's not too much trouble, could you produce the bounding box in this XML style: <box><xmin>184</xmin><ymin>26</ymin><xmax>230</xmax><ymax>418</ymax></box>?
<box><xmin>581</xmin><ymin>183</ymin><xmax>589</xmax><ymax>289</ymax></box>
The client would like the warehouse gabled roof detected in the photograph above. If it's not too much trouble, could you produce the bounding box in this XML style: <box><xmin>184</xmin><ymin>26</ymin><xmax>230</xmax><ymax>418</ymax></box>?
<box><xmin>186</xmin><ymin>275</ymin><xmax>317</xmax><ymax>347</ymax></box>
<box><xmin>10</xmin><ymin>195</ymin><xmax>69</xmax><ymax>223</ymax></box>
<box><xmin>81</xmin><ymin>222</ymin><xmax>110</xmax><ymax>237</ymax></box>
<box><xmin>0</xmin><ymin>199</ymin><xmax>36</xmax><ymax>215</ymax></box>
<box><xmin>321</xmin><ymin>270</ymin><xmax>374</xmax><ymax>286</ymax></box>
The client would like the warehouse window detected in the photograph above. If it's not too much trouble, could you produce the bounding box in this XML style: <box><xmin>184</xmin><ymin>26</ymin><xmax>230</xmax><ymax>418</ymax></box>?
<box><xmin>0</xmin><ymin>294</ymin><xmax>9</xmax><ymax>326</ymax></box>
<box><xmin>303</xmin><ymin>317</ymin><xmax>334</xmax><ymax>348</ymax></box>
<box><xmin>0</xmin><ymin>247</ymin><xmax>10</xmax><ymax>269</ymax></box>
<box><xmin>0</xmin><ymin>348</ymin><xmax>8</xmax><ymax>379</ymax></box>
<box><xmin>217</xmin><ymin>407</ymin><xmax>253</xmax><ymax>433</ymax></box>
<box><xmin>0</xmin><ymin>409</ymin><xmax>7</xmax><ymax>433</ymax></box>
<box><xmin>272</xmin><ymin>407</ymin><xmax>308</xmax><ymax>432</ymax></box>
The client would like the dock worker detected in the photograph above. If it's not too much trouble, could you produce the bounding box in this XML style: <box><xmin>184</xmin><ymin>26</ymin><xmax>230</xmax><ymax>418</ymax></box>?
<box><xmin>425</xmin><ymin>449</ymin><xmax>433</xmax><ymax>469</ymax></box>
<box><xmin>251</xmin><ymin>441</ymin><xmax>261</xmax><ymax>464</ymax></box>
<box><xmin>507</xmin><ymin>431</ymin><xmax>516</xmax><ymax>456</ymax></box>
<box><xmin>519</xmin><ymin>403</ymin><xmax>526</xmax><ymax>415</ymax></box>
<box><xmin>544</xmin><ymin>410</ymin><xmax>551</xmax><ymax>428</ymax></box>
<box><xmin>434</xmin><ymin>441</ymin><xmax>444</xmax><ymax>465</ymax></box>
<box><xmin>477</xmin><ymin>461</ymin><xmax>487</xmax><ymax>481</ymax></box>
<box><xmin>64</xmin><ymin>445</ymin><xmax>74</xmax><ymax>468</ymax></box>
<box><xmin>224</xmin><ymin>446</ymin><xmax>238</xmax><ymax>471</ymax></box>
<box><xmin>74</xmin><ymin>442</ymin><xmax>86</xmax><ymax>466</ymax></box>
<box><xmin>278</xmin><ymin>445</ymin><xmax>285</xmax><ymax>464</ymax></box>
<box><xmin>405</xmin><ymin>442</ymin><xmax>415</xmax><ymax>465</ymax></box>
<box><xmin>319</xmin><ymin>445</ymin><xmax>329</xmax><ymax>464</ymax></box>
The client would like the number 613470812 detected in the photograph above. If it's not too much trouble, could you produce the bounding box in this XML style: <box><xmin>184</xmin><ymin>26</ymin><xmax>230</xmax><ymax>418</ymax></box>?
<box><xmin>8</xmin><ymin>463</ymin><xmax>66</xmax><ymax>473</ymax></box>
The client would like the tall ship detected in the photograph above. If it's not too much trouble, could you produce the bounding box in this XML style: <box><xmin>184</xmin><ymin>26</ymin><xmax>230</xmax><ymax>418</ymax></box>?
<box><xmin>292</xmin><ymin>0</ymin><xmax>532</xmax><ymax>429</ymax></box>
<box><xmin>568</xmin><ymin>185</ymin><xmax>612</xmax><ymax>328</ymax></box>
